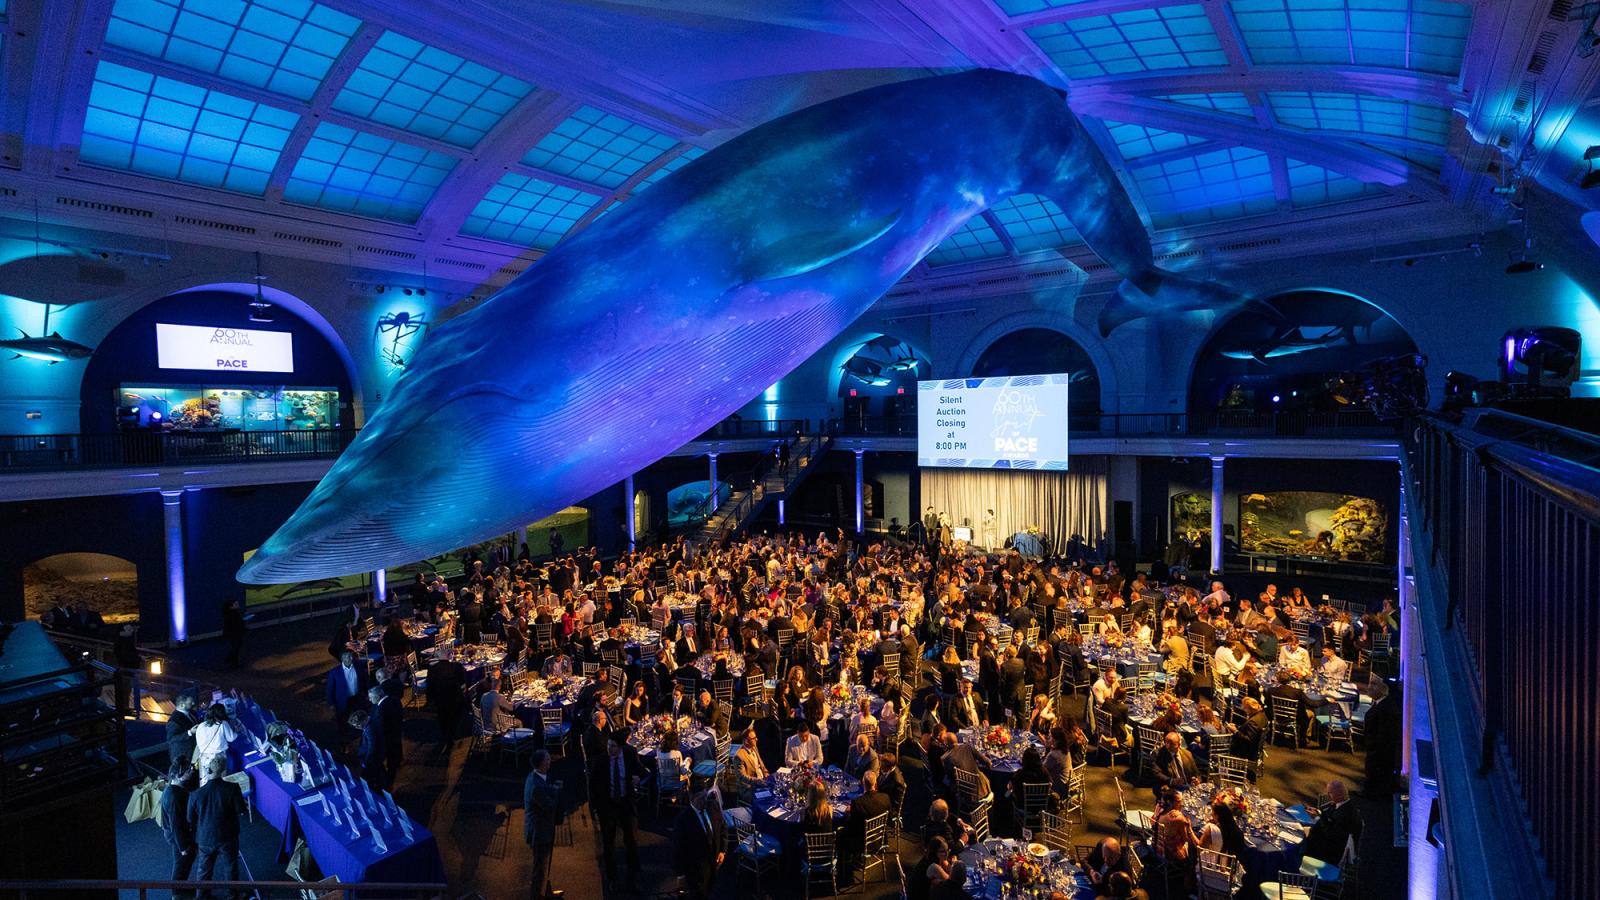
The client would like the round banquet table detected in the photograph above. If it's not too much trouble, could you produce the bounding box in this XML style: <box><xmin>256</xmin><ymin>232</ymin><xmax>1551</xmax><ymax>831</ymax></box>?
<box><xmin>626</xmin><ymin>715</ymin><xmax>717</xmax><ymax>768</ymax></box>
<box><xmin>750</xmin><ymin>765</ymin><xmax>862</xmax><ymax>852</ymax></box>
<box><xmin>959</xmin><ymin>837</ymin><xmax>1096</xmax><ymax>899</ymax></box>
<box><xmin>1128</xmin><ymin>695</ymin><xmax>1205</xmax><ymax>736</ymax></box>
<box><xmin>509</xmin><ymin>675</ymin><xmax>586</xmax><ymax>727</ymax></box>
<box><xmin>956</xmin><ymin>727</ymin><xmax>1048</xmax><ymax>775</ymax></box>
<box><xmin>1169</xmin><ymin>782</ymin><xmax>1313</xmax><ymax>895</ymax></box>
<box><xmin>1081</xmin><ymin>636</ymin><xmax>1162</xmax><ymax>677</ymax></box>
<box><xmin>692</xmin><ymin>652</ymin><xmax>745</xmax><ymax>681</ymax></box>
<box><xmin>426</xmin><ymin>643</ymin><xmax>506</xmax><ymax>686</ymax></box>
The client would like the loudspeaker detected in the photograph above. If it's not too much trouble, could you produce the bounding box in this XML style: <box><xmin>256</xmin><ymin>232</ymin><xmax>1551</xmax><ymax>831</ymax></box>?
<box><xmin>1113</xmin><ymin>501</ymin><xmax>1133</xmax><ymax>542</ymax></box>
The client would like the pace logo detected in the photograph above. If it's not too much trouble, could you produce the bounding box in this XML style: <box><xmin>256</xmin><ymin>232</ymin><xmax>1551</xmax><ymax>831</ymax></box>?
<box><xmin>991</xmin><ymin>387</ymin><xmax>1043</xmax><ymax>454</ymax></box>
<box><xmin>210</xmin><ymin>328</ymin><xmax>255</xmax><ymax>346</ymax></box>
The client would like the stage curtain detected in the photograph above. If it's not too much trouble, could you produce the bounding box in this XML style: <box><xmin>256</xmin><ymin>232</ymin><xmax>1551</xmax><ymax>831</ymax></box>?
<box><xmin>920</xmin><ymin>460</ymin><xmax>1109</xmax><ymax>555</ymax></box>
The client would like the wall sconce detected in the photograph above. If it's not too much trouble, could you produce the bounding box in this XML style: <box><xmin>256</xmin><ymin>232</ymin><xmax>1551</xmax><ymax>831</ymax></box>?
<box><xmin>149</xmin><ymin>659</ymin><xmax>163</xmax><ymax>676</ymax></box>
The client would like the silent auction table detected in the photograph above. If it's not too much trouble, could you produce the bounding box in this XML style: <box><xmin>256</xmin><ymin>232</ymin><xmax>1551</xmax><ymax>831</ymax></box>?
<box><xmin>232</xmin><ymin>699</ymin><xmax>445</xmax><ymax>887</ymax></box>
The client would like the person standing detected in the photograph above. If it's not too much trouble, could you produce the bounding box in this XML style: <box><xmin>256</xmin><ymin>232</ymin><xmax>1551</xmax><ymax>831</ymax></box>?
<box><xmin>426</xmin><ymin>646</ymin><xmax>468</xmax><ymax>748</ymax></box>
<box><xmin>187</xmin><ymin>755</ymin><xmax>247</xmax><ymax>898</ymax></box>
<box><xmin>524</xmin><ymin>749</ymin><xmax>561</xmax><ymax>900</ymax></box>
<box><xmin>167</xmin><ymin>693</ymin><xmax>199</xmax><ymax>766</ymax></box>
<box><xmin>325</xmin><ymin>651</ymin><xmax>370</xmax><ymax>724</ymax></box>
<box><xmin>595</xmin><ymin>736</ymin><xmax>642</xmax><ymax>888</ymax></box>
<box><xmin>375</xmin><ymin>680</ymin><xmax>404</xmax><ymax>788</ymax></box>
<box><xmin>221</xmin><ymin>600</ymin><xmax>246</xmax><ymax>668</ymax></box>
<box><xmin>160</xmin><ymin>760</ymin><xmax>198</xmax><ymax>899</ymax></box>
<box><xmin>672</xmin><ymin>789</ymin><xmax>725</xmax><ymax>898</ymax></box>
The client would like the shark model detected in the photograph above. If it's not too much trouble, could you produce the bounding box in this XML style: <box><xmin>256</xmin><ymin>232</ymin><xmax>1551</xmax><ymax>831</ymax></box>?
<box><xmin>239</xmin><ymin>69</ymin><xmax>1239</xmax><ymax>584</ymax></box>
<box><xmin>1217</xmin><ymin>325</ymin><xmax>1362</xmax><ymax>364</ymax></box>
<box><xmin>1</xmin><ymin>331</ymin><xmax>95</xmax><ymax>364</ymax></box>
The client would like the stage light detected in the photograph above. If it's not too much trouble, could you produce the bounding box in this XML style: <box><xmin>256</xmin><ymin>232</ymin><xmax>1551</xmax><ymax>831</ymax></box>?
<box><xmin>149</xmin><ymin>659</ymin><xmax>163</xmax><ymax>676</ymax></box>
<box><xmin>151</xmin><ymin>411</ymin><xmax>162</xmax><ymax>420</ymax></box>
<box><xmin>1271</xmin><ymin>394</ymin><xmax>1281</xmax><ymax>403</ymax></box>
<box><xmin>1581</xmin><ymin>169</ymin><xmax>1600</xmax><ymax>190</ymax></box>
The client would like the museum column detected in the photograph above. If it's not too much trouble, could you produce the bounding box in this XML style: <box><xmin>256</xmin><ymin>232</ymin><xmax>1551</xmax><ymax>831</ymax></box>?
<box><xmin>160</xmin><ymin>489</ymin><xmax>187</xmax><ymax>644</ymax></box>
<box><xmin>625</xmin><ymin>473</ymin><xmax>636</xmax><ymax>550</ymax></box>
<box><xmin>1210</xmin><ymin>455</ymin><xmax>1225</xmax><ymax>574</ymax></box>
<box><xmin>855</xmin><ymin>449</ymin><xmax>865</xmax><ymax>534</ymax></box>
<box><xmin>707</xmin><ymin>453</ymin><xmax>719</xmax><ymax>518</ymax></box>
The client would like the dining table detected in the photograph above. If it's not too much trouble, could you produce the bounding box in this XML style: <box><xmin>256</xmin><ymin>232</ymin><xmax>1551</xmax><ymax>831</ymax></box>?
<box><xmin>1167</xmin><ymin>782</ymin><xmax>1315</xmax><ymax>896</ymax></box>
<box><xmin>956</xmin><ymin>726</ymin><xmax>1048</xmax><ymax>775</ymax></box>
<box><xmin>626</xmin><ymin>714</ymin><xmax>717</xmax><ymax>766</ymax></box>
<box><xmin>959</xmin><ymin>837</ymin><xmax>1096</xmax><ymax>899</ymax></box>
<box><xmin>509</xmin><ymin>674</ymin><xmax>586</xmax><ymax>727</ymax></box>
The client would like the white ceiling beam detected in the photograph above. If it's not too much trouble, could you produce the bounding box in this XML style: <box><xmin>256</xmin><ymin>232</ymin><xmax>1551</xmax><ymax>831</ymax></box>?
<box><xmin>20</xmin><ymin>0</ymin><xmax>115</xmax><ymax>177</ymax></box>
<box><xmin>1070</xmin><ymin>68</ymin><xmax>1466</xmax><ymax>107</ymax></box>
<box><xmin>1006</xmin><ymin>0</ymin><xmax>1197</xmax><ymax>29</ymax></box>
<box><xmin>416</xmin><ymin>93</ymin><xmax>581</xmax><ymax>242</ymax></box>
<box><xmin>1075</xmin><ymin>94</ymin><xmax>1445</xmax><ymax>195</ymax></box>
<box><xmin>264</xmin><ymin>23</ymin><xmax>384</xmax><ymax>198</ymax></box>
<box><xmin>980</xmin><ymin>209</ymin><xmax>1019</xmax><ymax>256</ymax></box>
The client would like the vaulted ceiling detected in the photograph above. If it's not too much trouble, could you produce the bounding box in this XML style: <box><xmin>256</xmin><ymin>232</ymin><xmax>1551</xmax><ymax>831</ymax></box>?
<box><xmin>0</xmin><ymin>0</ymin><xmax>1594</xmax><ymax>291</ymax></box>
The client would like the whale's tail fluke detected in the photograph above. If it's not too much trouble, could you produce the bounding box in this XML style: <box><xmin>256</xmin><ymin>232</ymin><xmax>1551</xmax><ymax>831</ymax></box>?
<box><xmin>1099</xmin><ymin>269</ymin><xmax>1258</xmax><ymax>336</ymax></box>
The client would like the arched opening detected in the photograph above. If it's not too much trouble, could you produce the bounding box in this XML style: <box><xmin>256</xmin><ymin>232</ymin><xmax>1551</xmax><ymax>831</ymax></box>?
<box><xmin>971</xmin><ymin>327</ymin><xmax>1102</xmax><ymax>428</ymax></box>
<box><xmin>25</xmin><ymin>552</ymin><xmax>139</xmax><ymax>631</ymax></box>
<box><xmin>79</xmin><ymin>285</ymin><xmax>358</xmax><ymax>434</ymax></box>
<box><xmin>1188</xmin><ymin>289</ymin><xmax>1418</xmax><ymax>429</ymax></box>
<box><xmin>633</xmin><ymin>490</ymin><xmax>652</xmax><ymax>543</ymax></box>
<box><xmin>831</xmin><ymin>333</ymin><xmax>931</xmax><ymax>432</ymax></box>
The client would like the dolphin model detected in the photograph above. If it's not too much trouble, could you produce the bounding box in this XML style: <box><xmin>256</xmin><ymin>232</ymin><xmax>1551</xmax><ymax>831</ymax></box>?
<box><xmin>1</xmin><ymin>330</ymin><xmax>95</xmax><ymax>364</ymax></box>
<box><xmin>239</xmin><ymin>68</ymin><xmax>1236</xmax><ymax>584</ymax></box>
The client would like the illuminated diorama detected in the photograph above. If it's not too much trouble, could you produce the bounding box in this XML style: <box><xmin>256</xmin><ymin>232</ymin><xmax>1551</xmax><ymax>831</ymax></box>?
<box><xmin>1239</xmin><ymin>490</ymin><xmax>1388</xmax><ymax>563</ymax></box>
<box><xmin>238</xmin><ymin>69</ymin><xmax>1239</xmax><ymax>584</ymax></box>
<box><xmin>119</xmin><ymin>385</ymin><xmax>339</xmax><ymax>431</ymax></box>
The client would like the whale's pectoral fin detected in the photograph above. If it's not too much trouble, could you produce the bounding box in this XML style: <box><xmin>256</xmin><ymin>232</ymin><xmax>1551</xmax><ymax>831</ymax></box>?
<box><xmin>741</xmin><ymin>209</ymin><xmax>901</xmax><ymax>282</ymax></box>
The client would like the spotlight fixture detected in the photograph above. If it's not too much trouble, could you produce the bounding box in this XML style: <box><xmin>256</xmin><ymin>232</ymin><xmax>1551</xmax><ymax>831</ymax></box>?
<box><xmin>248</xmin><ymin>250</ymin><xmax>275</xmax><ymax>323</ymax></box>
<box><xmin>376</xmin><ymin>284</ymin><xmax>386</xmax><ymax>294</ymax></box>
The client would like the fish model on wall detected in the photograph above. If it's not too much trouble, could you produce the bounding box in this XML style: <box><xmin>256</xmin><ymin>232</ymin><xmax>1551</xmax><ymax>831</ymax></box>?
<box><xmin>238</xmin><ymin>69</ymin><xmax>1239</xmax><ymax>584</ymax></box>
<box><xmin>1</xmin><ymin>330</ymin><xmax>95</xmax><ymax>364</ymax></box>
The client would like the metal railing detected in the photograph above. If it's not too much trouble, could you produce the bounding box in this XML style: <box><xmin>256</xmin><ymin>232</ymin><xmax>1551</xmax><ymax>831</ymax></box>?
<box><xmin>829</xmin><ymin>409</ymin><xmax>1394</xmax><ymax>437</ymax></box>
<box><xmin>0</xmin><ymin>429</ymin><xmax>357</xmax><ymax>471</ymax></box>
<box><xmin>0</xmin><ymin>878</ymin><xmax>447</xmax><ymax>898</ymax></box>
<box><xmin>694</xmin><ymin>418</ymin><xmax>809</xmax><ymax>440</ymax></box>
<box><xmin>1406</xmin><ymin>408</ymin><xmax>1600</xmax><ymax>899</ymax></box>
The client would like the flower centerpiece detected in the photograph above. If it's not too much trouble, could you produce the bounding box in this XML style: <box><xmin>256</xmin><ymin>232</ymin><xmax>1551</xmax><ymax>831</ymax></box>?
<box><xmin>1213</xmin><ymin>786</ymin><xmax>1249</xmax><ymax>820</ymax></box>
<box><xmin>828</xmin><ymin>682</ymin><xmax>853</xmax><ymax>705</ymax></box>
<box><xmin>1002</xmin><ymin>852</ymin><xmax>1042</xmax><ymax>885</ymax></box>
<box><xmin>786</xmin><ymin>760</ymin><xmax>819</xmax><ymax>806</ymax></box>
<box><xmin>983</xmin><ymin>724</ymin><xmax>1012</xmax><ymax>751</ymax></box>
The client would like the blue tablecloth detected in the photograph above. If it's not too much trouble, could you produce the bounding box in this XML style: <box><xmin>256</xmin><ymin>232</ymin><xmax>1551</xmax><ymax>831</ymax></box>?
<box><xmin>243</xmin><ymin>753</ymin><xmax>309</xmax><ymax>843</ymax></box>
<box><xmin>293</xmin><ymin>788</ymin><xmax>446</xmax><ymax>887</ymax></box>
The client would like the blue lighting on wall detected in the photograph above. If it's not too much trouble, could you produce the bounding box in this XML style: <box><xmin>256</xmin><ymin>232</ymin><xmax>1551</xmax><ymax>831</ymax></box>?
<box><xmin>1230</xmin><ymin>0</ymin><xmax>1473</xmax><ymax>75</ymax></box>
<box><xmin>80</xmin><ymin>61</ymin><xmax>299</xmax><ymax>195</ymax></box>
<box><xmin>283</xmin><ymin>122</ymin><xmax>456</xmax><ymax>222</ymax></box>
<box><xmin>333</xmin><ymin>31</ymin><xmax>533</xmax><ymax>147</ymax></box>
<box><xmin>104</xmin><ymin>0</ymin><xmax>361</xmax><ymax>101</ymax></box>
<box><xmin>522</xmin><ymin>106</ymin><xmax>678</xmax><ymax>190</ymax></box>
<box><xmin>162</xmin><ymin>490</ymin><xmax>187</xmax><ymax>643</ymax></box>
<box><xmin>459</xmin><ymin>173</ymin><xmax>604</xmax><ymax>249</ymax></box>
<box><xmin>1027</xmin><ymin>5</ymin><xmax>1226</xmax><ymax>78</ymax></box>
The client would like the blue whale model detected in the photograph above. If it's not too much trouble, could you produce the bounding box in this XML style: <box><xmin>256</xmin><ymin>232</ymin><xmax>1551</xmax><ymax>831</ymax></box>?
<box><xmin>238</xmin><ymin>69</ymin><xmax>1232</xmax><ymax>583</ymax></box>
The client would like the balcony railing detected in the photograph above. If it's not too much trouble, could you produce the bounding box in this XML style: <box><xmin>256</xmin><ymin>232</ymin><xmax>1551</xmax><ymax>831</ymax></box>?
<box><xmin>694</xmin><ymin>418</ymin><xmax>809</xmax><ymax>440</ymax></box>
<box><xmin>829</xmin><ymin>409</ymin><xmax>1395</xmax><ymax>437</ymax></box>
<box><xmin>0</xmin><ymin>429</ymin><xmax>357</xmax><ymax>471</ymax></box>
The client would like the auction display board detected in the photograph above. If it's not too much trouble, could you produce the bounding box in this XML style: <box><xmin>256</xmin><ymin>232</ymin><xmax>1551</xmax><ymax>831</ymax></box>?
<box><xmin>916</xmin><ymin>374</ymin><xmax>1071</xmax><ymax>469</ymax></box>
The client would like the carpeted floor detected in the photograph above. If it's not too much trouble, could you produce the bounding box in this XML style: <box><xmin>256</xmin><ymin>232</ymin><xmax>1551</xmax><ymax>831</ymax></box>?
<box><xmin>114</xmin><ymin>612</ymin><xmax>1405</xmax><ymax>899</ymax></box>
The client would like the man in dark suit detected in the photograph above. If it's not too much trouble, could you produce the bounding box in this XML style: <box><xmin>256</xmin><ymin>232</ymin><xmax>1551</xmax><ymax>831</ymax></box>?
<box><xmin>187</xmin><ymin>756</ymin><xmax>247</xmax><ymax>898</ymax></box>
<box><xmin>159</xmin><ymin>761</ymin><xmax>198</xmax><ymax>899</ymax></box>
<box><xmin>459</xmin><ymin>593</ymin><xmax>484</xmax><ymax>645</ymax></box>
<box><xmin>672</xmin><ymin>789</ymin><xmax>725</xmax><ymax>899</ymax></box>
<box><xmin>1267</xmin><ymin>669</ymin><xmax>1312</xmax><ymax>741</ymax></box>
<box><xmin>594</xmin><ymin>736</ymin><xmax>642</xmax><ymax>887</ymax></box>
<box><xmin>375</xmin><ymin>683</ymin><xmax>404</xmax><ymax>787</ymax></box>
<box><xmin>943</xmin><ymin>679</ymin><xmax>986</xmax><ymax>730</ymax></box>
<box><xmin>695</xmin><ymin>691</ymin><xmax>728</xmax><ymax>737</ymax></box>
<box><xmin>524</xmin><ymin>749</ymin><xmax>561</xmax><ymax>899</ymax></box>
<box><xmin>167</xmin><ymin>694</ymin><xmax>198</xmax><ymax>766</ymax></box>
<box><xmin>1303</xmin><ymin>780</ymin><xmax>1363</xmax><ymax>864</ymax></box>
<box><xmin>840</xmin><ymin>769</ymin><xmax>892</xmax><ymax>875</ymax></box>
<box><xmin>426</xmin><ymin>646</ymin><xmax>468</xmax><ymax>747</ymax></box>
<box><xmin>325</xmin><ymin>651</ymin><xmax>370</xmax><ymax>723</ymax></box>
<box><xmin>1151</xmin><ymin>731</ymin><xmax>1199</xmax><ymax>793</ymax></box>
<box><xmin>999</xmin><ymin>646</ymin><xmax>1028</xmax><ymax>727</ymax></box>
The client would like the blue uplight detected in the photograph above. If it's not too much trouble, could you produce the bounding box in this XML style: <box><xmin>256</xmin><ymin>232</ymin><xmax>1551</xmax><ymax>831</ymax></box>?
<box><xmin>522</xmin><ymin>106</ymin><xmax>679</xmax><ymax>190</ymax></box>
<box><xmin>1132</xmin><ymin>146</ymin><xmax>1276</xmax><ymax>228</ymax></box>
<box><xmin>1104</xmin><ymin>121</ymin><xmax>1208</xmax><ymax>159</ymax></box>
<box><xmin>1027</xmin><ymin>5</ymin><xmax>1227</xmax><ymax>79</ymax></box>
<box><xmin>283</xmin><ymin>122</ymin><xmax>456</xmax><ymax>222</ymax></box>
<box><xmin>460</xmin><ymin>173</ymin><xmax>604</xmax><ymax>250</ymax></box>
<box><xmin>1230</xmin><ymin>0</ymin><xmax>1473</xmax><ymax>75</ymax></box>
<box><xmin>987</xmin><ymin>194</ymin><xmax>1082</xmax><ymax>252</ymax></box>
<box><xmin>104</xmin><ymin>0</ymin><xmax>361</xmax><ymax>101</ymax></box>
<box><xmin>925</xmin><ymin>215</ymin><xmax>1008</xmax><ymax>266</ymax></box>
<box><xmin>80</xmin><ymin>60</ymin><xmax>299</xmax><ymax>195</ymax></box>
<box><xmin>1268</xmin><ymin>92</ymin><xmax>1451</xmax><ymax>144</ymax></box>
<box><xmin>334</xmin><ymin>31</ymin><xmax>533</xmax><ymax>148</ymax></box>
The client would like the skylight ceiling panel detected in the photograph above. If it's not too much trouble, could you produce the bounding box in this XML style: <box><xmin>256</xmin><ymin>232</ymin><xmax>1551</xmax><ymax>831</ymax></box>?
<box><xmin>633</xmin><ymin>146</ymin><xmax>707</xmax><ymax>194</ymax></box>
<box><xmin>1026</xmin><ymin>4</ymin><xmax>1228</xmax><ymax>79</ymax></box>
<box><xmin>460</xmin><ymin>173</ymin><xmax>605</xmax><ymax>250</ymax></box>
<box><xmin>104</xmin><ymin>0</ymin><xmax>361</xmax><ymax>101</ymax></box>
<box><xmin>283</xmin><ymin>122</ymin><xmax>456</xmax><ymax>223</ymax></box>
<box><xmin>925</xmin><ymin>215</ymin><xmax>1008</xmax><ymax>267</ymax></box>
<box><xmin>1266</xmin><ymin>91</ymin><xmax>1450</xmax><ymax>144</ymax></box>
<box><xmin>79</xmin><ymin>60</ymin><xmax>298</xmax><ymax>195</ymax></box>
<box><xmin>1158</xmin><ymin>93</ymin><xmax>1254</xmax><ymax>117</ymax></box>
<box><xmin>521</xmin><ymin>106</ymin><xmax>680</xmax><ymax>190</ymax></box>
<box><xmin>332</xmin><ymin>31</ymin><xmax>534</xmax><ymax>148</ymax></box>
<box><xmin>1103</xmin><ymin>121</ymin><xmax>1208</xmax><ymax>160</ymax></box>
<box><xmin>1286</xmin><ymin>157</ymin><xmax>1380</xmax><ymax>206</ymax></box>
<box><xmin>1229</xmin><ymin>0</ymin><xmax>1472</xmax><ymax>75</ymax></box>
<box><xmin>993</xmin><ymin>0</ymin><xmax>1092</xmax><ymax>15</ymax></box>
<box><xmin>1132</xmin><ymin>146</ymin><xmax>1277</xmax><ymax>228</ymax></box>
<box><xmin>989</xmin><ymin>194</ymin><xmax>1082</xmax><ymax>252</ymax></box>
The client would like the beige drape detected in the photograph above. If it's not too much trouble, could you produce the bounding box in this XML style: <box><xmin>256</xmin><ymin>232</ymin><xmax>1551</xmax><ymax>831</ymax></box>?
<box><xmin>920</xmin><ymin>459</ymin><xmax>1109</xmax><ymax>555</ymax></box>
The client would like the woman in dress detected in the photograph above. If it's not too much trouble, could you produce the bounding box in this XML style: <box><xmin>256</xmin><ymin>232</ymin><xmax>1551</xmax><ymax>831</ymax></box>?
<box><xmin>1028</xmin><ymin>692</ymin><xmax>1057</xmax><ymax>736</ymax></box>
<box><xmin>655</xmin><ymin>729</ymin><xmax>686</xmax><ymax>784</ymax></box>
<box><xmin>802</xmin><ymin>780</ymin><xmax>833</xmax><ymax>835</ymax></box>
<box><xmin>190</xmin><ymin>703</ymin><xmax>238</xmax><ymax>772</ymax></box>
<box><xmin>623</xmin><ymin>679</ymin><xmax>649</xmax><ymax>727</ymax></box>
<box><xmin>848</xmin><ymin>697</ymin><xmax>878</xmax><ymax>745</ymax></box>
